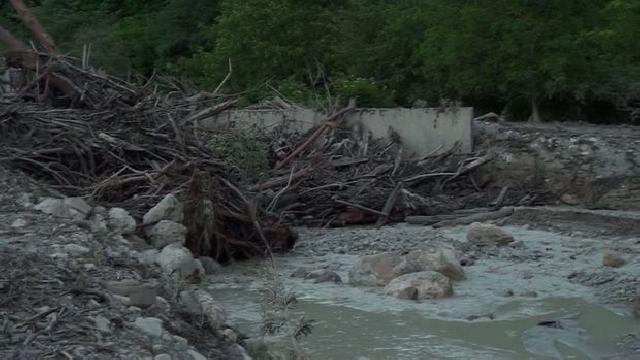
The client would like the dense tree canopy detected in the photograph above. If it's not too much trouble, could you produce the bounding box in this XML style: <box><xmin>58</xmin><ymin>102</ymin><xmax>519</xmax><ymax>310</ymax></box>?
<box><xmin>1</xmin><ymin>0</ymin><xmax>639</xmax><ymax>122</ymax></box>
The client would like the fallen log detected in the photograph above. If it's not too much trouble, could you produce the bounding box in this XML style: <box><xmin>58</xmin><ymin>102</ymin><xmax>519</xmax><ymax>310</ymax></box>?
<box><xmin>334</xmin><ymin>199</ymin><xmax>386</xmax><ymax>216</ymax></box>
<box><xmin>248</xmin><ymin>167</ymin><xmax>313</xmax><ymax>191</ymax></box>
<box><xmin>376</xmin><ymin>182</ymin><xmax>403</xmax><ymax>227</ymax></box>
<box><xmin>432</xmin><ymin>207</ymin><xmax>515</xmax><ymax>228</ymax></box>
<box><xmin>10</xmin><ymin>0</ymin><xmax>58</xmax><ymax>54</ymax></box>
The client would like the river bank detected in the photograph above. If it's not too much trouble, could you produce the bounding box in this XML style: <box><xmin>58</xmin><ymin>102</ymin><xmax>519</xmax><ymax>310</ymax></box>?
<box><xmin>0</xmin><ymin>167</ymin><xmax>254</xmax><ymax>359</ymax></box>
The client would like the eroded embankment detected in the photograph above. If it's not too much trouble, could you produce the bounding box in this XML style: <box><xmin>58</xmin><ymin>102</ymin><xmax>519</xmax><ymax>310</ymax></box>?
<box><xmin>474</xmin><ymin>121</ymin><xmax>640</xmax><ymax>211</ymax></box>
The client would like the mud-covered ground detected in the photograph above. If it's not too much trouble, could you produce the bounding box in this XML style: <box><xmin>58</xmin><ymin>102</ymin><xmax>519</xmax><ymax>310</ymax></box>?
<box><xmin>0</xmin><ymin>168</ymin><xmax>249</xmax><ymax>360</ymax></box>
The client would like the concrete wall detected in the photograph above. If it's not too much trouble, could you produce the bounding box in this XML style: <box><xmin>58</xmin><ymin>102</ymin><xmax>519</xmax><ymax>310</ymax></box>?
<box><xmin>209</xmin><ymin>107</ymin><xmax>473</xmax><ymax>157</ymax></box>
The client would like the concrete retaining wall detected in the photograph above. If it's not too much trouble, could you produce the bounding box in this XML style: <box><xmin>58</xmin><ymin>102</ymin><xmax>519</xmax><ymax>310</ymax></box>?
<box><xmin>208</xmin><ymin>107</ymin><xmax>473</xmax><ymax>157</ymax></box>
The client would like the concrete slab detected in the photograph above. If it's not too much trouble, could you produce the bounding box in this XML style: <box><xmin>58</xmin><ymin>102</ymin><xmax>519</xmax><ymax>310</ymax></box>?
<box><xmin>207</xmin><ymin>107</ymin><xmax>473</xmax><ymax>157</ymax></box>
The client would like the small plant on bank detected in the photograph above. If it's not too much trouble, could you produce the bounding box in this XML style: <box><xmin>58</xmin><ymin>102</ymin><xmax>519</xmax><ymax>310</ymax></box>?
<box><xmin>259</xmin><ymin>263</ymin><xmax>313</xmax><ymax>359</ymax></box>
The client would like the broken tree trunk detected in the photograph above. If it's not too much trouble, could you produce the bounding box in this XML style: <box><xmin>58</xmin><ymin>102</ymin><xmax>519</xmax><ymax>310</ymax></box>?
<box><xmin>431</xmin><ymin>207</ymin><xmax>515</xmax><ymax>228</ymax></box>
<box><xmin>0</xmin><ymin>25</ymin><xmax>27</xmax><ymax>52</ymax></box>
<box><xmin>274</xmin><ymin>99</ymin><xmax>356</xmax><ymax>170</ymax></box>
<box><xmin>10</xmin><ymin>0</ymin><xmax>59</xmax><ymax>54</ymax></box>
<box><xmin>376</xmin><ymin>182</ymin><xmax>403</xmax><ymax>227</ymax></box>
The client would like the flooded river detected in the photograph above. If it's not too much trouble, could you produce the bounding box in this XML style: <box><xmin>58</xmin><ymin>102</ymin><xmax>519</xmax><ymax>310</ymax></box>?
<box><xmin>208</xmin><ymin>262</ymin><xmax>638</xmax><ymax>359</ymax></box>
<box><xmin>207</xmin><ymin>222</ymin><xmax>640</xmax><ymax>359</ymax></box>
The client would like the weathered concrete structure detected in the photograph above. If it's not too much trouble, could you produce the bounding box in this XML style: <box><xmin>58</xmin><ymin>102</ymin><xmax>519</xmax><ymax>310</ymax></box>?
<box><xmin>210</xmin><ymin>108</ymin><xmax>473</xmax><ymax>157</ymax></box>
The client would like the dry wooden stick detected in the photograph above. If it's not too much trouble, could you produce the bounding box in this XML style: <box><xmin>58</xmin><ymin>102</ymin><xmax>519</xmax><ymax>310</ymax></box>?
<box><xmin>213</xmin><ymin>58</ymin><xmax>232</xmax><ymax>95</ymax></box>
<box><xmin>266</xmin><ymin>166</ymin><xmax>295</xmax><ymax>212</ymax></box>
<box><xmin>490</xmin><ymin>186</ymin><xmax>509</xmax><ymax>208</ymax></box>
<box><xmin>186</xmin><ymin>99</ymin><xmax>238</xmax><ymax>123</ymax></box>
<box><xmin>404</xmin><ymin>172</ymin><xmax>457</xmax><ymax>184</ymax></box>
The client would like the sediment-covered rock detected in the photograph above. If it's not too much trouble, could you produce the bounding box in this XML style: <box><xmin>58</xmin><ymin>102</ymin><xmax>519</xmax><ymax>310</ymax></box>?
<box><xmin>404</xmin><ymin>247</ymin><xmax>466</xmax><ymax>281</ymax></box>
<box><xmin>305</xmin><ymin>269</ymin><xmax>342</xmax><ymax>283</ymax></box>
<box><xmin>384</xmin><ymin>271</ymin><xmax>453</xmax><ymax>300</ymax></box>
<box><xmin>348</xmin><ymin>246</ymin><xmax>464</xmax><ymax>286</ymax></box>
<box><xmin>156</xmin><ymin>243</ymin><xmax>202</xmax><ymax>278</ymax></box>
<box><xmin>35</xmin><ymin>197</ymin><xmax>91</xmax><ymax>220</ymax></box>
<box><xmin>603</xmin><ymin>252</ymin><xmax>626</xmax><ymax>268</ymax></box>
<box><xmin>466</xmin><ymin>222</ymin><xmax>514</xmax><ymax>246</ymax></box>
<box><xmin>348</xmin><ymin>253</ymin><xmax>405</xmax><ymax>286</ymax></box>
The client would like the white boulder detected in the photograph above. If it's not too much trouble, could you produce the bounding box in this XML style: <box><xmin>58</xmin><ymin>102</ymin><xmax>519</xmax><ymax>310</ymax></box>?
<box><xmin>107</xmin><ymin>207</ymin><xmax>137</xmax><ymax>235</ymax></box>
<box><xmin>143</xmin><ymin>193</ymin><xmax>183</xmax><ymax>225</ymax></box>
<box><xmin>145</xmin><ymin>220</ymin><xmax>187</xmax><ymax>249</ymax></box>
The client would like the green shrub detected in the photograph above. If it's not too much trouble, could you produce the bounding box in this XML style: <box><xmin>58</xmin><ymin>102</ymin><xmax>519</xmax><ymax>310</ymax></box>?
<box><xmin>206</xmin><ymin>132</ymin><xmax>270</xmax><ymax>180</ymax></box>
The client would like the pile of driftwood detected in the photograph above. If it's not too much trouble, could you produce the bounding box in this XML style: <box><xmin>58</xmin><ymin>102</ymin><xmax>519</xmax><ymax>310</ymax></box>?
<box><xmin>250</xmin><ymin>110</ymin><xmax>499</xmax><ymax>227</ymax></box>
<box><xmin>0</xmin><ymin>1</ymin><xmax>543</xmax><ymax>263</ymax></box>
<box><xmin>0</xmin><ymin>1</ymin><xmax>295</xmax><ymax>263</ymax></box>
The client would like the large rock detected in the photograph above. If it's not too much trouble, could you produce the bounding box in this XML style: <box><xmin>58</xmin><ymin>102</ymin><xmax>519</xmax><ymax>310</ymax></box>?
<box><xmin>603</xmin><ymin>252</ymin><xmax>626</xmax><ymax>268</ymax></box>
<box><xmin>156</xmin><ymin>244</ymin><xmax>202</xmax><ymax>278</ymax></box>
<box><xmin>348</xmin><ymin>253</ymin><xmax>405</xmax><ymax>286</ymax></box>
<box><xmin>305</xmin><ymin>269</ymin><xmax>342</xmax><ymax>283</ymax></box>
<box><xmin>348</xmin><ymin>246</ymin><xmax>464</xmax><ymax>286</ymax></box>
<box><xmin>35</xmin><ymin>197</ymin><xmax>91</xmax><ymax>220</ymax></box>
<box><xmin>145</xmin><ymin>220</ymin><xmax>187</xmax><ymax>249</ymax></box>
<box><xmin>404</xmin><ymin>247</ymin><xmax>465</xmax><ymax>281</ymax></box>
<box><xmin>107</xmin><ymin>208</ymin><xmax>137</xmax><ymax>235</ymax></box>
<box><xmin>384</xmin><ymin>271</ymin><xmax>453</xmax><ymax>300</ymax></box>
<box><xmin>143</xmin><ymin>194</ymin><xmax>183</xmax><ymax>225</ymax></box>
<box><xmin>466</xmin><ymin>222</ymin><xmax>514</xmax><ymax>246</ymax></box>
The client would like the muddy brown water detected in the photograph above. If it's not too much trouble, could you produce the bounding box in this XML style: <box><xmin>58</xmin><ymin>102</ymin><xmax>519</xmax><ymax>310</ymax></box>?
<box><xmin>207</xmin><ymin>223</ymin><xmax>640</xmax><ymax>359</ymax></box>
<box><xmin>209</xmin><ymin>271</ymin><xmax>638</xmax><ymax>359</ymax></box>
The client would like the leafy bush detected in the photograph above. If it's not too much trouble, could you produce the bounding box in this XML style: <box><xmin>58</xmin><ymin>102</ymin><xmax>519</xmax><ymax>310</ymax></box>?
<box><xmin>206</xmin><ymin>132</ymin><xmax>270</xmax><ymax>180</ymax></box>
<box><xmin>333</xmin><ymin>77</ymin><xmax>395</xmax><ymax>107</ymax></box>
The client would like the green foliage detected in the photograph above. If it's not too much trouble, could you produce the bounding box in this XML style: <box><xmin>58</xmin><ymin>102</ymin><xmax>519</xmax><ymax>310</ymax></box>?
<box><xmin>2</xmin><ymin>0</ymin><xmax>639</xmax><ymax>122</ymax></box>
<box><xmin>206</xmin><ymin>132</ymin><xmax>270</xmax><ymax>180</ymax></box>
<box><xmin>333</xmin><ymin>77</ymin><xmax>394</xmax><ymax>108</ymax></box>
